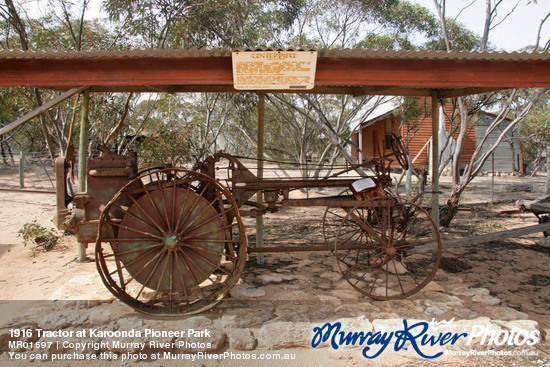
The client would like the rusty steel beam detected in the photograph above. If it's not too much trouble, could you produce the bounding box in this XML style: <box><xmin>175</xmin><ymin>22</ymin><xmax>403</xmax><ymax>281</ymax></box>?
<box><xmin>0</xmin><ymin>55</ymin><xmax>548</xmax><ymax>95</ymax></box>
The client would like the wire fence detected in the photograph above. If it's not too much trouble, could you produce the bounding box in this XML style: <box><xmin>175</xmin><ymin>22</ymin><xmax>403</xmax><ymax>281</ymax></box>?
<box><xmin>0</xmin><ymin>151</ymin><xmax>60</xmax><ymax>190</ymax></box>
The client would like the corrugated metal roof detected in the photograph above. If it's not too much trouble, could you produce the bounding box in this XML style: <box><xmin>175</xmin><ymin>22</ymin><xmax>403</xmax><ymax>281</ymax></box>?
<box><xmin>317</xmin><ymin>49</ymin><xmax>550</xmax><ymax>61</ymax></box>
<box><xmin>0</xmin><ymin>48</ymin><xmax>548</xmax><ymax>61</ymax></box>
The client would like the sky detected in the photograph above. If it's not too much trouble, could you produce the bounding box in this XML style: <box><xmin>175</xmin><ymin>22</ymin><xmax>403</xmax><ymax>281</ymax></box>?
<box><xmin>408</xmin><ymin>0</ymin><xmax>550</xmax><ymax>51</ymax></box>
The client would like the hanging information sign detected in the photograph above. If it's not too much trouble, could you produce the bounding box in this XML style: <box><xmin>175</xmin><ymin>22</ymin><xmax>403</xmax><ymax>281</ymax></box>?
<box><xmin>232</xmin><ymin>50</ymin><xmax>317</xmax><ymax>90</ymax></box>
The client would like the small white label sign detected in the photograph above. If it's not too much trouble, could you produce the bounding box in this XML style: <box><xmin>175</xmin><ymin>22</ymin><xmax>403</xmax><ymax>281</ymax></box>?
<box><xmin>232</xmin><ymin>50</ymin><xmax>317</xmax><ymax>90</ymax></box>
<box><xmin>352</xmin><ymin>178</ymin><xmax>377</xmax><ymax>193</ymax></box>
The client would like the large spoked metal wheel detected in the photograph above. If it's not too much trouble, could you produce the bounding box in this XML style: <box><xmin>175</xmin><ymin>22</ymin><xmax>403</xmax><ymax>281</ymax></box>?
<box><xmin>95</xmin><ymin>168</ymin><xmax>247</xmax><ymax>315</ymax></box>
<box><xmin>334</xmin><ymin>197</ymin><xmax>441</xmax><ymax>300</ymax></box>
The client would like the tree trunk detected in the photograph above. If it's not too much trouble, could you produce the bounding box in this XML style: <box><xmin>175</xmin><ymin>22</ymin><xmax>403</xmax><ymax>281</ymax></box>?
<box><xmin>440</xmin><ymin>190</ymin><xmax>461</xmax><ymax>227</ymax></box>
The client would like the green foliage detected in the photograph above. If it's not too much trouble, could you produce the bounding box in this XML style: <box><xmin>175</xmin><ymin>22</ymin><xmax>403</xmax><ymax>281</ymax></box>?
<box><xmin>0</xmin><ymin>0</ymin><xmax>542</xmax><ymax>182</ymax></box>
<box><xmin>394</xmin><ymin>97</ymin><xmax>422</xmax><ymax>126</ymax></box>
<box><xmin>519</xmin><ymin>91</ymin><xmax>550</xmax><ymax>160</ymax></box>
<box><xmin>183</xmin><ymin>0</ymin><xmax>304</xmax><ymax>48</ymax></box>
<box><xmin>365</xmin><ymin>1</ymin><xmax>439</xmax><ymax>38</ymax></box>
<box><xmin>131</xmin><ymin>95</ymin><xmax>198</xmax><ymax>166</ymax></box>
<box><xmin>102</xmin><ymin>0</ymin><xmax>304</xmax><ymax>49</ymax></box>
<box><xmin>425</xmin><ymin>18</ymin><xmax>480</xmax><ymax>51</ymax></box>
<box><xmin>478</xmin><ymin>220</ymin><xmax>506</xmax><ymax>234</ymax></box>
<box><xmin>18</xmin><ymin>220</ymin><xmax>58</xmax><ymax>254</ymax></box>
<box><xmin>136</xmin><ymin>120</ymin><xmax>196</xmax><ymax>167</ymax></box>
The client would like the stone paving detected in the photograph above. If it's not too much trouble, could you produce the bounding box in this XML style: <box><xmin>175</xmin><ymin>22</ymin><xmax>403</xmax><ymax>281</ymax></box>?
<box><xmin>0</xmin><ymin>251</ymin><xmax>544</xmax><ymax>362</ymax></box>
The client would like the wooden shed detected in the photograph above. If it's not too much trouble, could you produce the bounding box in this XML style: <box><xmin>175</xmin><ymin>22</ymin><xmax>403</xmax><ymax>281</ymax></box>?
<box><xmin>474</xmin><ymin>111</ymin><xmax>523</xmax><ymax>173</ymax></box>
<box><xmin>351</xmin><ymin>96</ymin><xmax>521</xmax><ymax>173</ymax></box>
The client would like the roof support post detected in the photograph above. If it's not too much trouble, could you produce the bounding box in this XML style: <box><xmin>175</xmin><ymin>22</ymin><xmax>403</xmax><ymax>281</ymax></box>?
<box><xmin>78</xmin><ymin>89</ymin><xmax>90</xmax><ymax>193</ymax></box>
<box><xmin>431</xmin><ymin>91</ymin><xmax>440</xmax><ymax>233</ymax></box>
<box><xmin>256</xmin><ymin>92</ymin><xmax>265</xmax><ymax>264</ymax></box>
<box><xmin>77</xmin><ymin>88</ymin><xmax>90</xmax><ymax>262</ymax></box>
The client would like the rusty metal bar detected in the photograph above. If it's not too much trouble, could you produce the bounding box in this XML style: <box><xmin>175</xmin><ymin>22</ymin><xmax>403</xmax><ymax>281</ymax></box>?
<box><xmin>0</xmin><ymin>86</ymin><xmax>88</xmax><ymax>136</ymax></box>
<box><xmin>0</xmin><ymin>188</ymin><xmax>55</xmax><ymax>194</ymax></box>
<box><xmin>241</xmin><ymin>178</ymin><xmax>357</xmax><ymax>190</ymax></box>
<box><xmin>247</xmin><ymin>244</ymin><xmax>375</xmax><ymax>253</ymax></box>
<box><xmin>413</xmin><ymin>222</ymin><xmax>550</xmax><ymax>254</ymax></box>
<box><xmin>281</xmin><ymin>196</ymin><xmax>391</xmax><ymax>208</ymax></box>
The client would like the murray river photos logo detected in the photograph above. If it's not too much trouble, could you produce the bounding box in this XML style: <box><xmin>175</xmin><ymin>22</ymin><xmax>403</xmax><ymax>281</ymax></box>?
<box><xmin>311</xmin><ymin>319</ymin><xmax>540</xmax><ymax>359</ymax></box>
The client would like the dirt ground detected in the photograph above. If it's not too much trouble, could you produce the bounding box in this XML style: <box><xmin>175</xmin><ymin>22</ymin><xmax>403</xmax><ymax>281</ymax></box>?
<box><xmin>0</xmin><ymin>169</ymin><xmax>549</xmax><ymax>366</ymax></box>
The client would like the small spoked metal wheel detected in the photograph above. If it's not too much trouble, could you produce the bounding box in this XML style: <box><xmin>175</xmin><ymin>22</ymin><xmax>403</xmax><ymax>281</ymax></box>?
<box><xmin>334</xmin><ymin>197</ymin><xmax>441</xmax><ymax>300</ymax></box>
<box><xmin>322</xmin><ymin>189</ymin><xmax>353</xmax><ymax>247</ymax></box>
<box><xmin>95</xmin><ymin>168</ymin><xmax>247</xmax><ymax>315</ymax></box>
<box><xmin>389</xmin><ymin>133</ymin><xmax>409</xmax><ymax>170</ymax></box>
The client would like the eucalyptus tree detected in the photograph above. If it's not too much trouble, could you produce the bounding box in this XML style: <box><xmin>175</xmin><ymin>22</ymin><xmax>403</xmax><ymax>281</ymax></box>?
<box><xmin>430</xmin><ymin>0</ymin><xmax>550</xmax><ymax>226</ymax></box>
<box><xmin>0</xmin><ymin>0</ymin><xmax>129</xmax><ymax>162</ymax></box>
<box><xmin>238</xmin><ymin>0</ymin><xmax>446</xmax><ymax>179</ymax></box>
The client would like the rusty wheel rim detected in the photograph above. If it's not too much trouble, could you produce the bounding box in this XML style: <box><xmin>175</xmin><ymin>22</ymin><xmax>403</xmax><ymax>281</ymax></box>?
<box><xmin>334</xmin><ymin>197</ymin><xmax>441</xmax><ymax>300</ymax></box>
<box><xmin>95</xmin><ymin>168</ymin><xmax>247</xmax><ymax>315</ymax></box>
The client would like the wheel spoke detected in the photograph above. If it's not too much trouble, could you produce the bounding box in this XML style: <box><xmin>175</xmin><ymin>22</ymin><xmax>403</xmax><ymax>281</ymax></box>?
<box><xmin>347</xmin><ymin>209</ymin><xmax>383</xmax><ymax>244</ymax></box>
<box><xmin>334</xmin><ymin>228</ymin><xmax>361</xmax><ymax>248</ymax></box>
<box><xmin>108</xmin><ymin>245</ymin><xmax>162</xmax><ymax>277</ymax></box>
<box><xmin>184</xmin><ymin>254</ymin><xmax>223</xmax><ymax>291</ymax></box>
<box><xmin>174</xmin><ymin>180</ymin><xmax>193</xmax><ymax>232</ymax></box>
<box><xmin>136</xmin><ymin>249</ymin><xmax>168</xmax><ymax>300</ymax></box>
<box><xmin>183</xmin><ymin>246</ymin><xmax>232</xmax><ymax>276</ymax></box>
<box><xmin>397</xmin><ymin>209</ymin><xmax>422</xmax><ymax>241</ymax></box>
<box><xmin>96</xmin><ymin>168</ymin><xmax>247</xmax><ymax>315</ymax></box>
<box><xmin>112</xmin><ymin>203</ymin><xmax>162</xmax><ymax>235</ymax></box>
<box><xmin>175</xmin><ymin>182</ymin><xmax>212</xmax><ymax>234</ymax></box>
<box><xmin>334</xmin><ymin>197</ymin><xmax>440</xmax><ymax>300</ymax></box>
<box><xmin>180</xmin><ymin>224</ymin><xmax>234</xmax><ymax>242</ymax></box>
<box><xmin>152</xmin><ymin>248</ymin><xmax>172</xmax><ymax>304</ymax></box>
<box><xmin>102</xmin><ymin>237</ymin><xmax>161</xmax><ymax>242</ymax></box>
<box><xmin>174</xmin><ymin>251</ymin><xmax>190</xmax><ymax>307</ymax></box>
<box><xmin>117</xmin><ymin>247</ymin><xmax>165</xmax><ymax>285</ymax></box>
<box><xmin>155</xmin><ymin>171</ymin><xmax>173</xmax><ymax>232</ymax></box>
<box><xmin>184</xmin><ymin>243</ymin><xmax>239</xmax><ymax>260</ymax></box>
<box><xmin>122</xmin><ymin>191</ymin><xmax>165</xmax><ymax>234</ymax></box>
<box><xmin>102</xmin><ymin>243</ymin><xmax>161</xmax><ymax>258</ymax></box>
<box><xmin>176</xmin><ymin>250</ymin><xmax>208</xmax><ymax>300</ymax></box>
<box><xmin>139</xmin><ymin>177</ymin><xmax>169</xmax><ymax>230</ymax></box>
<box><xmin>183</xmin><ymin>202</ymin><xmax>232</xmax><ymax>236</ymax></box>
<box><xmin>169</xmin><ymin>251</ymin><xmax>174</xmax><ymax>310</ymax></box>
<box><xmin>106</xmin><ymin>221</ymin><xmax>163</xmax><ymax>240</ymax></box>
<box><xmin>350</xmin><ymin>249</ymin><xmax>383</xmax><ymax>286</ymax></box>
<box><xmin>171</xmin><ymin>171</ymin><xmax>178</xmax><ymax>232</ymax></box>
<box><xmin>392</xmin><ymin>257</ymin><xmax>406</xmax><ymax>295</ymax></box>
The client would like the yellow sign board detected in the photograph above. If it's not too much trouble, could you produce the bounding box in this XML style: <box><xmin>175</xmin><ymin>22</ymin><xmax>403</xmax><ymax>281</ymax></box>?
<box><xmin>232</xmin><ymin>50</ymin><xmax>318</xmax><ymax>90</ymax></box>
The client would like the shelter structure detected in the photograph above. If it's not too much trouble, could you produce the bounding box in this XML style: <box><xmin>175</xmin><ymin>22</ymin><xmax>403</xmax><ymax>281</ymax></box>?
<box><xmin>0</xmin><ymin>48</ymin><xmax>549</xmax><ymax>258</ymax></box>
